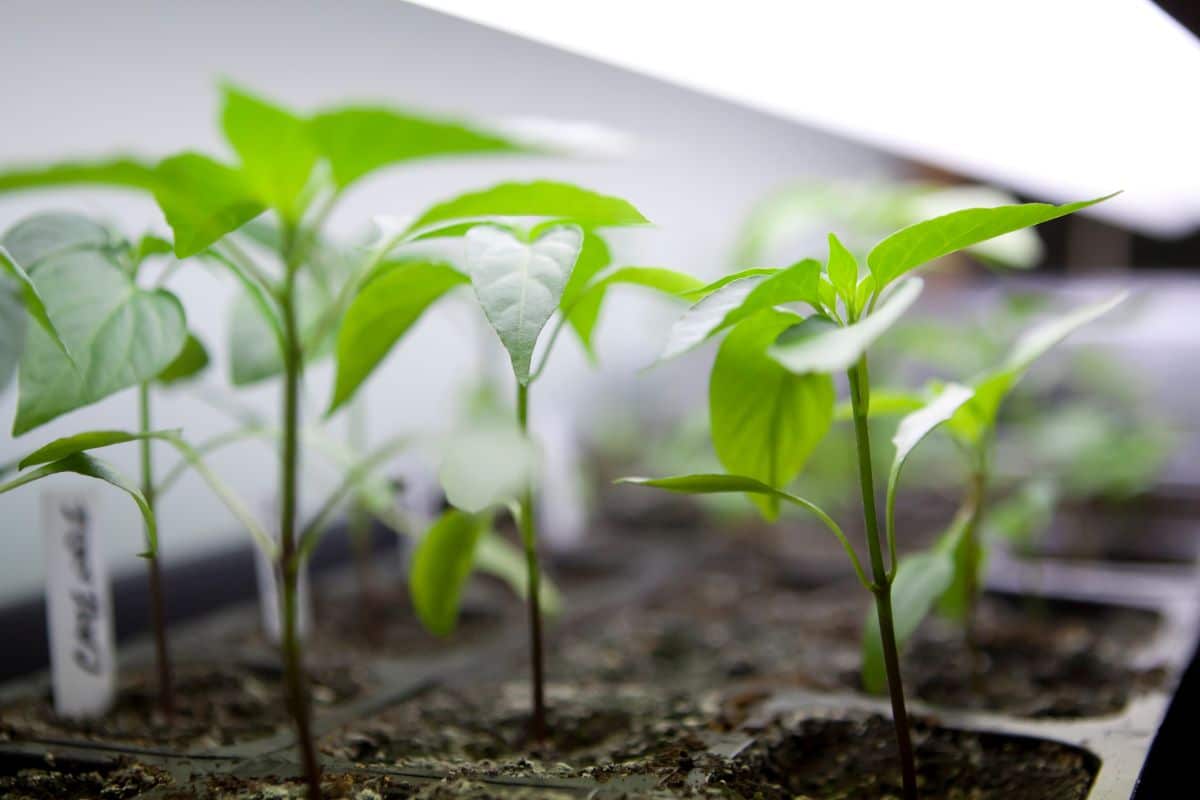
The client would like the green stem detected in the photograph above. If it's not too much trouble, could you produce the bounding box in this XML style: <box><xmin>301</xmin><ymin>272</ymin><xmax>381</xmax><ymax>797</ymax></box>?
<box><xmin>517</xmin><ymin>382</ymin><xmax>547</xmax><ymax>740</ymax></box>
<box><xmin>847</xmin><ymin>357</ymin><xmax>917</xmax><ymax>800</ymax></box>
<box><xmin>138</xmin><ymin>383</ymin><xmax>174</xmax><ymax>720</ymax></box>
<box><xmin>962</xmin><ymin>468</ymin><xmax>987</xmax><ymax>648</ymax></box>
<box><xmin>278</xmin><ymin>224</ymin><xmax>322</xmax><ymax>799</ymax></box>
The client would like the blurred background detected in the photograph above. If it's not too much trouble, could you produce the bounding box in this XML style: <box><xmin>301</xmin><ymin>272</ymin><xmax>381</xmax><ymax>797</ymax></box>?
<box><xmin>1</xmin><ymin>0</ymin><xmax>1197</xmax><ymax>609</ymax></box>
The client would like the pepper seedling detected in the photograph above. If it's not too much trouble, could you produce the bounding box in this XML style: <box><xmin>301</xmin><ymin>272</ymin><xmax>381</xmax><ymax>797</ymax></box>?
<box><xmin>859</xmin><ymin>291</ymin><xmax>1128</xmax><ymax>693</ymax></box>
<box><xmin>328</xmin><ymin>179</ymin><xmax>701</xmax><ymax>739</ymax></box>
<box><xmin>0</xmin><ymin>82</ymin><xmax>558</xmax><ymax>798</ymax></box>
<box><xmin>620</xmin><ymin>195</ymin><xmax>1114</xmax><ymax>799</ymax></box>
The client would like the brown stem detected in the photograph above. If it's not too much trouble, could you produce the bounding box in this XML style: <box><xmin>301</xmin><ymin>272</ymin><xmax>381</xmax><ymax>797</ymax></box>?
<box><xmin>138</xmin><ymin>383</ymin><xmax>174</xmax><ymax>719</ymax></box>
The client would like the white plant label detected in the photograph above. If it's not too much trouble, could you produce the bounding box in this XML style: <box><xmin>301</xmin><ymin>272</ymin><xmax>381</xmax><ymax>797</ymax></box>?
<box><xmin>252</xmin><ymin>498</ymin><xmax>311</xmax><ymax>645</ymax></box>
<box><xmin>42</xmin><ymin>489</ymin><xmax>116</xmax><ymax>718</ymax></box>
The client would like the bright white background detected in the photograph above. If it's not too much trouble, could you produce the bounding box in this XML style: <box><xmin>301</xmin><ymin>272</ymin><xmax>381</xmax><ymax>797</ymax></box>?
<box><xmin>0</xmin><ymin>0</ymin><xmax>901</xmax><ymax>602</ymax></box>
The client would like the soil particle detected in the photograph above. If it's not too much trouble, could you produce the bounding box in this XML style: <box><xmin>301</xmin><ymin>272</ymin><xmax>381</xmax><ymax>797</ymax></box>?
<box><xmin>714</xmin><ymin>714</ymin><xmax>1098</xmax><ymax>800</ymax></box>
<box><xmin>0</xmin><ymin>661</ymin><xmax>370</xmax><ymax>750</ymax></box>
<box><xmin>0</xmin><ymin>758</ymin><xmax>170</xmax><ymax>799</ymax></box>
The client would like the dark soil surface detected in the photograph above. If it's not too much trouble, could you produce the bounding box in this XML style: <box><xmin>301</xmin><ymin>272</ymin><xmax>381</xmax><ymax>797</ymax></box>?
<box><xmin>0</xmin><ymin>757</ymin><xmax>170</xmax><ymax>799</ymax></box>
<box><xmin>0</xmin><ymin>661</ymin><xmax>370</xmax><ymax>750</ymax></box>
<box><xmin>717</xmin><ymin>714</ymin><xmax>1098</xmax><ymax>799</ymax></box>
<box><xmin>549</xmin><ymin>527</ymin><xmax>1165</xmax><ymax>719</ymax></box>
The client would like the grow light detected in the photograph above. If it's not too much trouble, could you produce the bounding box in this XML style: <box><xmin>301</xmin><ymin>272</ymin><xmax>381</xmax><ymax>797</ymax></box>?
<box><xmin>412</xmin><ymin>0</ymin><xmax>1200</xmax><ymax>238</ymax></box>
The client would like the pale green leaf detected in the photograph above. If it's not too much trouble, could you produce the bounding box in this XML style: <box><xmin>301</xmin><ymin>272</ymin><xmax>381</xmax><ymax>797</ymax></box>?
<box><xmin>0</xmin><ymin>285</ymin><xmax>22</xmax><ymax>389</ymax></box>
<box><xmin>309</xmin><ymin>106</ymin><xmax>533</xmax><ymax>190</ymax></box>
<box><xmin>153</xmin><ymin>153</ymin><xmax>266</xmax><ymax>258</ymax></box>
<box><xmin>861</xmin><ymin>547</ymin><xmax>955</xmax><ymax>694</ymax></box>
<box><xmin>440</xmin><ymin>425</ymin><xmax>537</xmax><ymax>513</ymax></box>
<box><xmin>1005</xmin><ymin>292</ymin><xmax>1128</xmax><ymax>373</ymax></box>
<box><xmin>221</xmin><ymin>85</ymin><xmax>319</xmax><ymax>220</ymax></box>
<box><xmin>406</xmin><ymin>181</ymin><xmax>649</xmax><ymax>236</ymax></box>
<box><xmin>565</xmin><ymin>266</ymin><xmax>702</xmax><ymax>355</ymax></box>
<box><xmin>679</xmin><ymin>268</ymin><xmax>779</xmax><ymax>302</ymax></box>
<box><xmin>659</xmin><ymin>274</ymin><xmax>769</xmax><ymax>361</ymax></box>
<box><xmin>891</xmin><ymin>383</ymin><xmax>975</xmax><ymax>470</ymax></box>
<box><xmin>328</xmin><ymin>261</ymin><xmax>468</xmax><ymax>412</ymax></box>
<box><xmin>474</xmin><ymin>532</ymin><xmax>562</xmax><ymax>615</ymax></box>
<box><xmin>710</xmin><ymin>310</ymin><xmax>834</xmax><ymax>520</ymax></box>
<box><xmin>0</xmin><ymin>453</ymin><xmax>157</xmax><ymax>556</ymax></box>
<box><xmin>867</xmin><ymin>195</ymin><xmax>1115</xmax><ymax>290</ymax></box>
<box><xmin>2</xmin><ymin>212</ymin><xmax>115</xmax><ymax>269</ymax></box>
<box><xmin>14</xmin><ymin>251</ymin><xmax>186</xmax><ymax>435</ymax></box>
<box><xmin>0</xmin><ymin>246</ymin><xmax>74</xmax><ymax>364</ymax></box>
<box><xmin>769</xmin><ymin>278</ymin><xmax>923</xmax><ymax>374</ymax></box>
<box><xmin>228</xmin><ymin>276</ymin><xmax>330</xmax><ymax>386</ymax></box>
<box><xmin>465</xmin><ymin>224</ymin><xmax>582</xmax><ymax>384</ymax></box>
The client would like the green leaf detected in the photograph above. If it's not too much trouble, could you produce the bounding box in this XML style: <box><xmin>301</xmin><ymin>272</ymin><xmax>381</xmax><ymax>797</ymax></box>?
<box><xmin>2</xmin><ymin>212</ymin><xmax>115</xmax><ymax>269</ymax></box>
<box><xmin>826</xmin><ymin>233</ymin><xmax>858</xmax><ymax>305</ymax></box>
<box><xmin>14</xmin><ymin>250</ymin><xmax>187</xmax><ymax>435</ymax></box>
<box><xmin>769</xmin><ymin>278</ymin><xmax>923</xmax><ymax>374</ymax></box>
<box><xmin>228</xmin><ymin>275</ymin><xmax>331</xmax><ymax>386</ymax></box>
<box><xmin>0</xmin><ymin>246</ymin><xmax>74</xmax><ymax>364</ymax></box>
<box><xmin>709</xmin><ymin>310</ymin><xmax>834</xmax><ymax>519</ymax></box>
<box><xmin>407</xmin><ymin>181</ymin><xmax>649</xmax><ymax>236</ymax></box>
<box><xmin>565</xmin><ymin>266</ymin><xmax>702</xmax><ymax>356</ymax></box>
<box><xmin>890</xmin><ymin>383</ymin><xmax>975</xmax><ymax>473</ymax></box>
<box><xmin>948</xmin><ymin>292</ymin><xmax>1127</xmax><ymax>446</ymax></box>
<box><xmin>328</xmin><ymin>261</ymin><xmax>468</xmax><ymax>412</ymax></box>
<box><xmin>409</xmin><ymin>509</ymin><xmax>489</xmax><ymax>636</ymax></box>
<box><xmin>861</xmin><ymin>547</ymin><xmax>955</xmax><ymax>694</ymax></box>
<box><xmin>465</xmin><ymin>224</ymin><xmax>583</xmax><ymax>384</ymax></box>
<box><xmin>679</xmin><ymin>268</ymin><xmax>779</xmax><ymax>302</ymax></box>
<box><xmin>221</xmin><ymin>85</ymin><xmax>318</xmax><ymax>220</ymax></box>
<box><xmin>0</xmin><ymin>157</ymin><xmax>158</xmax><ymax>195</ymax></box>
<box><xmin>440</xmin><ymin>425</ymin><xmax>537</xmax><ymax>513</ymax></box>
<box><xmin>474</xmin><ymin>532</ymin><xmax>562</xmax><ymax>615</ymax></box>
<box><xmin>153</xmin><ymin>153</ymin><xmax>266</xmax><ymax>258</ymax></box>
<box><xmin>1005</xmin><ymin>292</ymin><xmax>1127</xmax><ymax>373</ymax></box>
<box><xmin>133</xmin><ymin>234</ymin><xmax>174</xmax><ymax>266</ymax></box>
<box><xmin>156</xmin><ymin>333</ymin><xmax>209</xmax><ymax>385</ymax></box>
<box><xmin>867</xmin><ymin>194</ymin><xmax>1116</xmax><ymax>290</ymax></box>
<box><xmin>18</xmin><ymin>428</ymin><xmax>180</xmax><ymax>469</ymax></box>
<box><xmin>309</xmin><ymin>106</ymin><xmax>532</xmax><ymax>190</ymax></box>
<box><xmin>660</xmin><ymin>274</ymin><xmax>770</xmax><ymax>360</ymax></box>
<box><xmin>0</xmin><ymin>453</ymin><xmax>158</xmax><ymax>557</ymax></box>
<box><xmin>833</xmin><ymin>389</ymin><xmax>924</xmax><ymax>422</ymax></box>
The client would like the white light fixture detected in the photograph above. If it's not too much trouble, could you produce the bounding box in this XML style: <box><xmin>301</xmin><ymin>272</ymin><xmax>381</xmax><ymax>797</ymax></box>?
<box><xmin>413</xmin><ymin>0</ymin><xmax>1200</xmax><ymax>238</ymax></box>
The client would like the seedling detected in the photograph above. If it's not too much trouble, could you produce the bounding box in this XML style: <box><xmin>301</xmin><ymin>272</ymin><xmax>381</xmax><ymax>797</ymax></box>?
<box><xmin>0</xmin><ymin>83</ymin><xmax>557</xmax><ymax>797</ymax></box>
<box><xmin>859</xmin><ymin>291</ymin><xmax>1128</xmax><ymax>693</ymax></box>
<box><xmin>326</xmin><ymin>178</ymin><xmax>700</xmax><ymax>738</ymax></box>
<box><xmin>621</xmin><ymin>195</ymin><xmax>1113</xmax><ymax>799</ymax></box>
<box><xmin>0</xmin><ymin>211</ymin><xmax>211</xmax><ymax>716</ymax></box>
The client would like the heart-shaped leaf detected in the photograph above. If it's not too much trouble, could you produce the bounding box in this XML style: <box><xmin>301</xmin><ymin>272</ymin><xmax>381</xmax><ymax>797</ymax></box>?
<box><xmin>465</xmin><ymin>224</ymin><xmax>583</xmax><ymax>384</ymax></box>
<box><xmin>0</xmin><ymin>246</ymin><xmax>73</xmax><ymax>365</ymax></box>
<box><xmin>14</xmin><ymin>250</ymin><xmax>186</xmax><ymax>435</ymax></box>
<box><xmin>710</xmin><ymin>310</ymin><xmax>834</xmax><ymax>519</ymax></box>
<box><xmin>768</xmin><ymin>278</ymin><xmax>923</xmax><ymax>375</ymax></box>
<box><xmin>2</xmin><ymin>212</ymin><xmax>115</xmax><ymax>269</ymax></box>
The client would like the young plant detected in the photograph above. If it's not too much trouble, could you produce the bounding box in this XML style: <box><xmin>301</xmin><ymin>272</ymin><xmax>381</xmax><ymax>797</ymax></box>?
<box><xmin>0</xmin><ymin>83</ymin><xmax>555</xmax><ymax>797</ymax></box>
<box><xmin>328</xmin><ymin>180</ymin><xmax>700</xmax><ymax>739</ymax></box>
<box><xmin>859</xmin><ymin>291</ymin><xmax>1128</xmax><ymax>692</ymax></box>
<box><xmin>621</xmin><ymin>195</ymin><xmax>1113</xmax><ymax>799</ymax></box>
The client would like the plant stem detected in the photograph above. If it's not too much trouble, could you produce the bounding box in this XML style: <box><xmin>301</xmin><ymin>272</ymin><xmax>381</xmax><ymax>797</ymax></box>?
<box><xmin>847</xmin><ymin>357</ymin><xmax>917</xmax><ymax>800</ymax></box>
<box><xmin>962</xmin><ymin>468</ymin><xmax>987</xmax><ymax>651</ymax></box>
<box><xmin>516</xmin><ymin>382</ymin><xmax>547</xmax><ymax>741</ymax></box>
<box><xmin>279</xmin><ymin>225</ymin><xmax>322</xmax><ymax>799</ymax></box>
<box><xmin>138</xmin><ymin>383</ymin><xmax>174</xmax><ymax>720</ymax></box>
